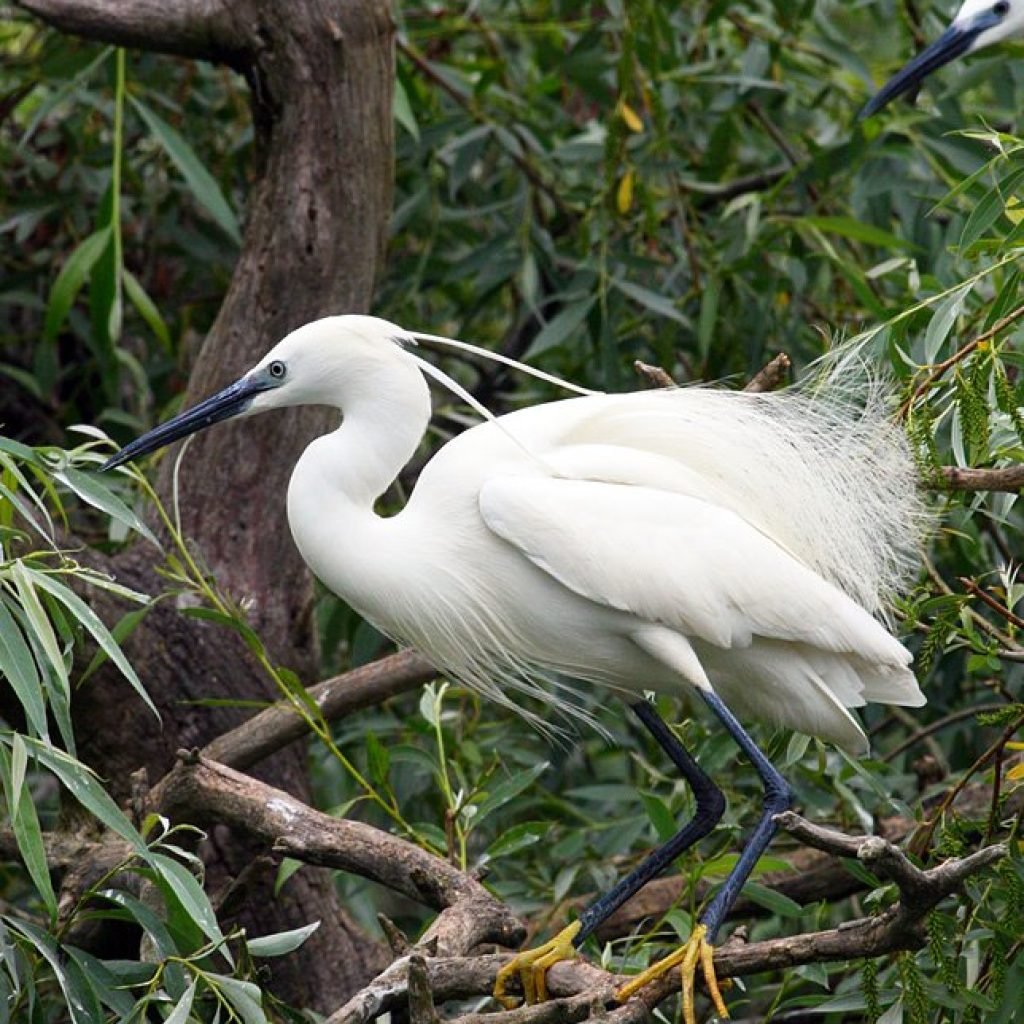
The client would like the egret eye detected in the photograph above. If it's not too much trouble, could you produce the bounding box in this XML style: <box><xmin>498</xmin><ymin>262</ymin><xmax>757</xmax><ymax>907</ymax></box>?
<box><xmin>994</xmin><ymin>1</ymin><xmax>1009</xmax><ymax>15</ymax></box>
<box><xmin>268</xmin><ymin>360</ymin><xmax>287</xmax><ymax>380</ymax></box>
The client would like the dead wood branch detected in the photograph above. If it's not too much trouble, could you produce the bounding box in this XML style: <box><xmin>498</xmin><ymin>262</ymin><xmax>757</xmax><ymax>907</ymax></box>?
<box><xmin>594</xmin><ymin>760</ymin><xmax>1022</xmax><ymax>939</ymax></box>
<box><xmin>202</xmin><ymin>649</ymin><xmax>436</xmax><ymax>771</ymax></box>
<box><xmin>325</xmin><ymin>813</ymin><xmax>1004</xmax><ymax>1024</ymax></box>
<box><xmin>744</xmin><ymin>352</ymin><xmax>792</xmax><ymax>393</ymax></box>
<box><xmin>937</xmin><ymin>464</ymin><xmax>1024</xmax><ymax>494</ymax></box>
<box><xmin>13</xmin><ymin>0</ymin><xmax>238</xmax><ymax>62</ymax></box>
<box><xmin>151</xmin><ymin>752</ymin><xmax>524</xmax><ymax>956</ymax></box>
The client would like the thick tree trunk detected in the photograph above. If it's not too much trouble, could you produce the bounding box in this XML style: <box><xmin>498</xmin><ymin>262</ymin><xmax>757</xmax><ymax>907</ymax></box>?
<box><xmin>15</xmin><ymin>0</ymin><xmax>396</xmax><ymax>1011</ymax></box>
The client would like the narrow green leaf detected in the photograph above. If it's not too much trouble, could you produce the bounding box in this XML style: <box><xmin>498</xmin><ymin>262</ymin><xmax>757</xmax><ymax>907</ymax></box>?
<box><xmin>365</xmin><ymin>731</ymin><xmax>390</xmax><ymax>787</ymax></box>
<box><xmin>26</xmin><ymin>738</ymin><xmax>145</xmax><ymax>851</ymax></box>
<box><xmin>800</xmin><ymin>215</ymin><xmax>917</xmax><ymax>251</ymax></box>
<box><xmin>55</xmin><ymin>467</ymin><xmax>158</xmax><ymax>545</ymax></box>
<box><xmin>697</xmin><ymin>276</ymin><xmax>720</xmax><ymax>359</ymax></box>
<box><xmin>740</xmin><ymin>880</ymin><xmax>804</xmax><ymax>918</ymax></box>
<box><xmin>26</xmin><ymin>568</ymin><xmax>159</xmax><ymax>721</ymax></box>
<box><xmin>149</xmin><ymin>852</ymin><xmax>226</xmax><ymax>948</ymax></box>
<box><xmin>6</xmin><ymin>919</ymin><xmax>93</xmax><ymax>1024</ymax></box>
<box><xmin>526</xmin><ymin>297</ymin><xmax>596</xmax><ymax>356</ymax></box>
<box><xmin>393</xmin><ymin>78</ymin><xmax>419</xmax><ymax>140</ymax></box>
<box><xmin>130</xmin><ymin>96</ymin><xmax>241</xmax><ymax>244</ymax></box>
<box><xmin>923</xmin><ymin>283</ymin><xmax>971</xmax><ymax>364</ymax></box>
<box><xmin>210</xmin><ymin>974</ymin><xmax>267</xmax><ymax>1024</ymax></box>
<box><xmin>11</xmin><ymin>561</ymin><xmax>69</xmax><ymax>701</ymax></box>
<box><xmin>10</xmin><ymin>734</ymin><xmax>27</xmax><ymax>818</ymax></box>
<box><xmin>64</xmin><ymin>947</ymin><xmax>137</xmax><ymax>1017</ymax></box>
<box><xmin>613</xmin><ymin>278</ymin><xmax>690</xmax><ymax>325</ymax></box>
<box><xmin>485</xmin><ymin>820</ymin><xmax>547</xmax><ymax>859</ymax></box>
<box><xmin>0</xmin><ymin>742</ymin><xmax>57</xmax><ymax>921</ymax></box>
<box><xmin>123</xmin><ymin>269</ymin><xmax>171</xmax><ymax>349</ymax></box>
<box><xmin>639</xmin><ymin>792</ymin><xmax>679</xmax><ymax>843</ymax></box>
<box><xmin>97</xmin><ymin>888</ymin><xmax>178</xmax><ymax>958</ymax></box>
<box><xmin>179</xmin><ymin>606</ymin><xmax>263</xmax><ymax>655</ymax></box>
<box><xmin>246</xmin><ymin>921</ymin><xmax>320</xmax><ymax>957</ymax></box>
<box><xmin>473</xmin><ymin>761</ymin><xmax>549</xmax><ymax>823</ymax></box>
<box><xmin>163</xmin><ymin>978</ymin><xmax>197</xmax><ymax>1024</ymax></box>
<box><xmin>0</xmin><ymin>596</ymin><xmax>49</xmax><ymax>739</ymax></box>
<box><xmin>79</xmin><ymin>604</ymin><xmax>151</xmax><ymax>684</ymax></box>
<box><xmin>43</xmin><ymin>227</ymin><xmax>113</xmax><ymax>342</ymax></box>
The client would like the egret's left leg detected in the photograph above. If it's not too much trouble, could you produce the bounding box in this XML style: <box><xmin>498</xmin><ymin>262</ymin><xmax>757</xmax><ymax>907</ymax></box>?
<box><xmin>616</xmin><ymin>689</ymin><xmax>794</xmax><ymax>1023</ymax></box>
<box><xmin>494</xmin><ymin>700</ymin><xmax>725</xmax><ymax>1009</ymax></box>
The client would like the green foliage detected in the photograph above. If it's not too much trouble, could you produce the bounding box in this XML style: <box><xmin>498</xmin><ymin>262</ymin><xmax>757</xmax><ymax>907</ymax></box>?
<box><xmin>0</xmin><ymin>439</ymin><xmax>321</xmax><ymax>1022</ymax></box>
<box><xmin>2</xmin><ymin>1</ymin><xmax>1023</xmax><ymax>1021</ymax></box>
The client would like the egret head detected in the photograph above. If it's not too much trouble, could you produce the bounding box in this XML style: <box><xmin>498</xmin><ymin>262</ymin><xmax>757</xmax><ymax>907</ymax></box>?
<box><xmin>860</xmin><ymin>0</ymin><xmax>1021</xmax><ymax>118</ymax></box>
<box><xmin>101</xmin><ymin>316</ymin><xmax>416</xmax><ymax>471</ymax></box>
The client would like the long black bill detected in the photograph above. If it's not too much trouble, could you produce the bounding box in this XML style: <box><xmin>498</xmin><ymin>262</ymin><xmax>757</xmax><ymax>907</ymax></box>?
<box><xmin>859</xmin><ymin>16</ymin><xmax>998</xmax><ymax>119</ymax></box>
<box><xmin>102</xmin><ymin>374</ymin><xmax>270</xmax><ymax>471</ymax></box>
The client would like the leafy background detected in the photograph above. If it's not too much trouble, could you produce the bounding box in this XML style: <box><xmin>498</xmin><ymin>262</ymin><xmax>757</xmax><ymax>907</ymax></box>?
<box><xmin>1</xmin><ymin>0</ymin><xmax>1023</xmax><ymax>1021</ymax></box>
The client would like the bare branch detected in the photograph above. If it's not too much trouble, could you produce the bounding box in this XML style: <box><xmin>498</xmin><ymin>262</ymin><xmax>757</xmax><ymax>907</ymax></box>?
<box><xmin>13</xmin><ymin>0</ymin><xmax>240</xmax><ymax>63</ymax></box>
<box><xmin>936</xmin><ymin>464</ymin><xmax>1024</xmax><ymax>494</ymax></box>
<box><xmin>326</xmin><ymin>814</ymin><xmax>1005</xmax><ymax>1023</ymax></box>
<box><xmin>633</xmin><ymin>360</ymin><xmax>677</xmax><ymax>389</ymax></box>
<box><xmin>152</xmin><ymin>753</ymin><xmax>525</xmax><ymax>954</ymax></box>
<box><xmin>202</xmin><ymin>649</ymin><xmax>436</xmax><ymax>770</ymax></box>
<box><xmin>744</xmin><ymin>352</ymin><xmax>792</xmax><ymax>393</ymax></box>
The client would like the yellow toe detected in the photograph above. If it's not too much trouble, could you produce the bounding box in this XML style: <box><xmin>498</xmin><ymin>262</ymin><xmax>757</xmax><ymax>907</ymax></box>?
<box><xmin>493</xmin><ymin>921</ymin><xmax>581</xmax><ymax>1008</ymax></box>
<box><xmin>615</xmin><ymin>924</ymin><xmax>729</xmax><ymax>1024</ymax></box>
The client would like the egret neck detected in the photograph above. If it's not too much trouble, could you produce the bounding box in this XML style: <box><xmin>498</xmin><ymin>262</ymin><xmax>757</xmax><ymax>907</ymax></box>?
<box><xmin>285</xmin><ymin>350</ymin><xmax>432</xmax><ymax>615</ymax></box>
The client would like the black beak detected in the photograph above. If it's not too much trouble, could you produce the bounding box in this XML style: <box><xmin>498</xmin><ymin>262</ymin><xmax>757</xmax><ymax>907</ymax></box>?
<box><xmin>860</xmin><ymin>14</ymin><xmax>1001</xmax><ymax>119</ymax></box>
<box><xmin>102</xmin><ymin>374</ymin><xmax>271</xmax><ymax>471</ymax></box>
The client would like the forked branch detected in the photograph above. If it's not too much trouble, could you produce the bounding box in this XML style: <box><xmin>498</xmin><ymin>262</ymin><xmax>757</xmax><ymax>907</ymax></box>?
<box><xmin>325</xmin><ymin>813</ymin><xmax>1004</xmax><ymax>1024</ymax></box>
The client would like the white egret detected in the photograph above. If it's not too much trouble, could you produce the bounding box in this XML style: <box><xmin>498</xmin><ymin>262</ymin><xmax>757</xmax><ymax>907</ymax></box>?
<box><xmin>861</xmin><ymin>0</ymin><xmax>1024</xmax><ymax>117</ymax></box>
<box><xmin>103</xmin><ymin>316</ymin><xmax>926</xmax><ymax>1023</ymax></box>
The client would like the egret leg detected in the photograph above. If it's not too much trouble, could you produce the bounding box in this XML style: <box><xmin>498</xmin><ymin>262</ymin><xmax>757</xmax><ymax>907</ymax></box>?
<box><xmin>616</xmin><ymin>689</ymin><xmax>794</xmax><ymax>1023</ymax></box>
<box><xmin>494</xmin><ymin>700</ymin><xmax>725</xmax><ymax>1008</ymax></box>
<box><xmin>575</xmin><ymin>701</ymin><xmax>726</xmax><ymax>943</ymax></box>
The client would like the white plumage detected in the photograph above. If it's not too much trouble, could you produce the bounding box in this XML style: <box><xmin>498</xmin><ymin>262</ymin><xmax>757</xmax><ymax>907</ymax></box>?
<box><xmin>104</xmin><ymin>312</ymin><xmax>931</xmax><ymax>1015</ymax></box>
<box><xmin>249</xmin><ymin>315</ymin><xmax>926</xmax><ymax>753</ymax></box>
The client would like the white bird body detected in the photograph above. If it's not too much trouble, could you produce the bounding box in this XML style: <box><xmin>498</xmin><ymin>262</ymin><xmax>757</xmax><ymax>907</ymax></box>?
<box><xmin>270</xmin><ymin>317</ymin><xmax>926</xmax><ymax>754</ymax></box>
<box><xmin>105</xmin><ymin>312</ymin><xmax>930</xmax><ymax>1013</ymax></box>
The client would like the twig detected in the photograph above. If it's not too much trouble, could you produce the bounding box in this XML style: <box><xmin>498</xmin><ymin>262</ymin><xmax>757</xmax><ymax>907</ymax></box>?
<box><xmin>631</xmin><ymin>352</ymin><xmax>791</xmax><ymax>393</ymax></box>
<box><xmin>883</xmin><ymin>703</ymin><xmax>1010</xmax><ymax>762</ymax></box>
<box><xmin>909</xmin><ymin>712</ymin><xmax>1024</xmax><ymax>856</ymax></box>
<box><xmin>936</xmin><ymin>465</ymin><xmax>1024</xmax><ymax>494</ymax></box>
<box><xmin>633</xmin><ymin>361</ymin><xmax>677</xmax><ymax>388</ymax></box>
<box><xmin>958</xmin><ymin>577</ymin><xmax>1024</xmax><ymax>630</ymax></box>
<box><xmin>202</xmin><ymin>649</ymin><xmax>436</xmax><ymax>770</ymax></box>
<box><xmin>901</xmin><ymin>300</ymin><xmax>1024</xmax><ymax>415</ymax></box>
<box><xmin>744</xmin><ymin>352</ymin><xmax>791</xmax><ymax>393</ymax></box>
<box><xmin>407</xmin><ymin>954</ymin><xmax>440</xmax><ymax>1024</ymax></box>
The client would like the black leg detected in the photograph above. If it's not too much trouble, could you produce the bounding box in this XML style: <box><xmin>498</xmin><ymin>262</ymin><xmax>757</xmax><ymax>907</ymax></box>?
<box><xmin>695</xmin><ymin>688</ymin><xmax>794</xmax><ymax>941</ymax></box>
<box><xmin>574</xmin><ymin>700</ymin><xmax>726</xmax><ymax>945</ymax></box>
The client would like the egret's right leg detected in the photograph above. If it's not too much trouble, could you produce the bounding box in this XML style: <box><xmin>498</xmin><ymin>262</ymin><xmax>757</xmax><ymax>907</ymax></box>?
<box><xmin>493</xmin><ymin>700</ymin><xmax>725</xmax><ymax>1008</ymax></box>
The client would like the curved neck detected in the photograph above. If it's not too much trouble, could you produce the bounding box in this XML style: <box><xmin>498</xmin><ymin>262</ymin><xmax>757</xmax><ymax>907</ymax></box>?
<box><xmin>289</xmin><ymin>358</ymin><xmax>432</xmax><ymax>511</ymax></box>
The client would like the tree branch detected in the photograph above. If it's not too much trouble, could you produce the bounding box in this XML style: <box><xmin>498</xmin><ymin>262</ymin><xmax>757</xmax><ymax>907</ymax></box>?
<box><xmin>936</xmin><ymin>464</ymin><xmax>1024</xmax><ymax>494</ymax></box>
<box><xmin>151</xmin><ymin>752</ymin><xmax>525</xmax><ymax>955</ymax></box>
<box><xmin>13</xmin><ymin>0</ymin><xmax>239</xmax><ymax>63</ymax></box>
<box><xmin>202</xmin><ymin>649</ymin><xmax>436</xmax><ymax>771</ymax></box>
<box><xmin>325</xmin><ymin>814</ymin><xmax>1004</xmax><ymax>1024</ymax></box>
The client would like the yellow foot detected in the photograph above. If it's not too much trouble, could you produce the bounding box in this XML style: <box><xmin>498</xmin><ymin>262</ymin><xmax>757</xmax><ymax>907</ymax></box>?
<box><xmin>615</xmin><ymin>923</ymin><xmax>729</xmax><ymax>1024</ymax></box>
<box><xmin>493</xmin><ymin>921</ymin><xmax>581</xmax><ymax>1009</ymax></box>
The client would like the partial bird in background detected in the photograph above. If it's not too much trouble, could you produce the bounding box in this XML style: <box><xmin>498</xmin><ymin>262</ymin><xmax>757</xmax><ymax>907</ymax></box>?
<box><xmin>861</xmin><ymin>0</ymin><xmax>1024</xmax><ymax>117</ymax></box>
<box><xmin>102</xmin><ymin>317</ymin><xmax>928</xmax><ymax>1023</ymax></box>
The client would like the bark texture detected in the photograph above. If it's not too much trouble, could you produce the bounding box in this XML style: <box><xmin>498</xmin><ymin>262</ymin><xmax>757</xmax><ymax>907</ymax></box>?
<box><xmin>15</xmin><ymin>0</ymin><xmax>396</xmax><ymax>1010</ymax></box>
